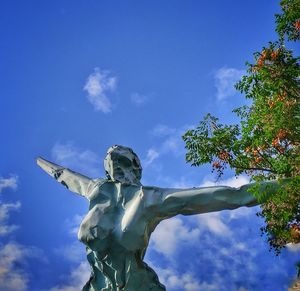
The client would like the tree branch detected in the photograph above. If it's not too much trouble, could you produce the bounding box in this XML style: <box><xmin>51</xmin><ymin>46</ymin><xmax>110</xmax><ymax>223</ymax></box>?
<box><xmin>230</xmin><ymin>163</ymin><xmax>277</xmax><ymax>173</ymax></box>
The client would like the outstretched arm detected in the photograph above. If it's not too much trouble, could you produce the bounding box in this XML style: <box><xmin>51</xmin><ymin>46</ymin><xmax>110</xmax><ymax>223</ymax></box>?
<box><xmin>152</xmin><ymin>181</ymin><xmax>278</xmax><ymax>217</ymax></box>
<box><xmin>37</xmin><ymin>157</ymin><xmax>95</xmax><ymax>198</ymax></box>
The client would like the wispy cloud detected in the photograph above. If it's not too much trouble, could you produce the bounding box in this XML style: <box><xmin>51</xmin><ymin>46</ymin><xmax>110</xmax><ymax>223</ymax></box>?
<box><xmin>0</xmin><ymin>242</ymin><xmax>45</xmax><ymax>291</ymax></box>
<box><xmin>54</xmin><ymin>214</ymin><xmax>86</xmax><ymax>263</ymax></box>
<box><xmin>169</xmin><ymin>176</ymin><xmax>195</xmax><ymax>189</ymax></box>
<box><xmin>286</xmin><ymin>243</ymin><xmax>300</xmax><ymax>252</ymax></box>
<box><xmin>143</xmin><ymin>148</ymin><xmax>160</xmax><ymax>168</ymax></box>
<box><xmin>0</xmin><ymin>176</ymin><xmax>18</xmax><ymax>193</ymax></box>
<box><xmin>0</xmin><ymin>201</ymin><xmax>21</xmax><ymax>236</ymax></box>
<box><xmin>130</xmin><ymin>92</ymin><xmax>149</xmax><ymax>106</ymax></box>
<box><xmin>50</xmin><ymin>213</ymin><xmax>89</xmax><ymax>290</ymax></box>
<box><xmin>151</xmin><ymin>124</ymin><xmax>176</xmax><ymax>137</ymax></box>
<box><xmin>147</xmin><ymin>205</ymin><xmax>293</xmax><ymax>291</ymax></box>
<box><xmin>144</xmin><ymin>124</ymin><xmax>194</xmax><ymax>168</ymax></box>
<box><xmin>196</xmin><ymin>212</ymin><xmax>231</xmax><ymax>237</ymax></box>
<box><xmin>0</xmin><ymin>176</ymin><xmax>20</xmax><ymax>236</ymax></box>
<box><xmin>54</xmin><ymin>242</ymin><xmax>85</xmax><ymax>263</ymax></box>
<box><xmin>0</xmin><ymin>176</ymin><xmax>27</xmax><ymax>290</ymax></box>
<box><xmin>158</xmin><ymin>124</ymin><xmax>194</xmax><ymax>157</ymax></box>
<box><xmin>49</xmin><ymin>261</ymin><xmax>90</xmax><ymax>291</ymax></box>
<box><xmin>200</xmin><ymin>175</ymin><xmax>249</xmax><ymax>188</ymax></box>
<box><xmin>83</xmin><ymin>67</ymin><xmax>117</xmax><ymax>113</ymax></box>
<box><xmin>0</xmin><ymin>176</ymin><xmax>45</xmax><ymax>291</ymax></box>
<box><xmin>0</xmin><ymin>243</ymin><xmax>30</xmax><ymax>291</ymax></box>
<box><xmin>151</xmin><ymin>217</ymin><xmax>200</xmax><ymax>257</ymax></box>
<box><xmin>52</xmin><ymin>141</ymin><xmax>101</xmax><ymax>178</ymax></box>
<box><xmin>145</xmin><ymin>173</ymin><xmax>295</xmax><ymax>290</ymax></box>
<box><xmin>214</xmin><ymin>67</ymin><xmax>245</xmax><ymax>101</ymax></box>
<box><xmin>64</xmin><ymin>214</ymin><xmax>84</xmax><ymax>236</ymax></box>
<box><xmin>152</xmin><ymin>266</ymin><xmax>215</xmax><ymax>291</ymax></box>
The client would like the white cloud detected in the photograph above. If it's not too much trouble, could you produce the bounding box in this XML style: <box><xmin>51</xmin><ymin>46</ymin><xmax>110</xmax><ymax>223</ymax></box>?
<box><xmin>143</xmin><ymin>148</ymin><xmax>160</xmax><ymax>167</ymax></box>
<box><xmin>169</xmin><ymin>177</ymin><xmax>195</xmax><ymax>189</ymax></box>
<box><xmin>214</xmin><ymin>67</ymin><xmax>245</xmax><ymax>101</ymax></box>
<box><xmin>144</xmin><ymin>183</ymin><xmax>292</xmax><ymax>290</ymax></box>
<box><xmin>0</xmin><ymin>201</ymin><xmax>21</xmax><ymax>236</ymax></box>
<box><xmin>0</xmin><ymin>224</ymin><xmax>19</xmax><ymax>237</ymax></box>
<box><xmin>200</xmin><ymin>175</ymin><xmax>249</xmax><ymax>188</ymax></box>
<box><xmin>0</xmin><ymin>176</ymin><xmax>20</xmax><ymax>236</ymax></box>
<box><xmin>54</xmin><ymin>241</ymin><xmax>85</xmax><ymax>263</ymax></box>
<box><xmin>64</xmin><ymin>214</ymin><xmax>84</xmax><ymax>236</ymax></box>
<box><xmin>157</xmin><ymin>124</ymin><xmax>194</xmax><ymax>157</ymax></box>
<box><xmin>0</xmin><ymin>177</ymin><xmax>29</xmax><ymax>290</ymax></box>
<box><xmin>151</xmin><ymin>217</ymin><xmax>200</xmax><ymax>257</ymax></box>
<box><xmin>151</xmin><ymin>125</ymin><xmax>176</xmax><ymax>137</ymax></box>
<box><xmin>0</xmin><ymin>242</ymin><xmax>29</xmax><ymax>291</ymax></box>
<box><xmin>161</xmin><ymin>135</ymin><xmax>183</xmax><ymax>156</ymax></box>
<box><xmin>151</xmin><ymin>266</ymin><xmax>218</xmax><ymax>291</ymax></box>
<box><xmin>144</xmin><ymin>176</ymin><xmax>277</xmax><ymax>290</ymax></box>
<box><xmin>228</xmin><ymin>205</ymin><xmax>256</xmax><ymax>220</ymax></box>
<box><xmin>147</xmin><ymin>210</ymin><xmax>274</xmax><ymax>290</ymax></box>
<box><xmin>50</xmin><ymin>261</ymin><xmax>90</xmax><ymax>291</ymax></box>
<box><xmin>148</xmin><ymin>176</ymin><xmax>253</xmax><ymax>240</ymax></box>
<box><xmin>0</xmin><ymin>176</ymin><xmax>18</xmax><ymax>193</ymax></box>
<box><xmin>0</xmin><ymin>242</ymin><xmax>44</xmax><ymax>291</ymax></box>
<box><xmin>83</xmin><ymin>67</ymin><xmax>117</xmax><ymax>113</ymax></box>
<box><xmin>286</xmin><ymin>243</ymin><xmax>300</xmax><ymax>252</ymax></box>
<box><xmin>160</xmin><ymin>269</ymin><xmax>199</xmax><ymax>290</ymax></box>
<box><xmin>51</xmin><ymin>213</ymin><xmax>89</xmax><ymax>290</ymax></box>
<box><xmin>196</xmin><ymin>212</ymin><xmax>231</xmax><ymax>237</ymax></box>
<box><xmin>0</xmin><ymin>175</ymin><xmax>45</xmax><ymax>291</ymax></box>
<box><xmin>55</xmin><ymin>214</ymin><xmax>86</xmax><ymax>263</ymax></box>
<box><xmin>0</xmin><ymin>202</ymin><xmax>21</xmax><ymax>221</ymax></box>
<box><xmin>52</xmin><ymin>141</ymin><xmax>101</xmax><ymax>178</ymax></box>
<box><xmin>130</xmin><ymin>93</ymin><xmax>149</xmax><ymax>106</ymax></box>
<box><xmin>145</xmin><ymin>124</ymin><xmax>194</xmax><ymax>167</ymax></box>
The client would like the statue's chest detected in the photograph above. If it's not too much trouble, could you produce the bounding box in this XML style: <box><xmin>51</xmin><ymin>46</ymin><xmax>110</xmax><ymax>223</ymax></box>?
<box><xmin>121</xmin><ymin>190</ymin><xmax>145</xmax><ymax>231</ymax></box>
<box><xmin>119</xmin><ymin>192</ymin><xmax>153</xmax><ymax>250</ymax></box>
<box><xmin>81</xmin><ymin>182</ymin><xmax>119</xmax><ymax>243</ymax></box>
<box><xmin>87</xmin><ymin>182</ymin><xmax>151</xmax><ymax>250</ymax></box>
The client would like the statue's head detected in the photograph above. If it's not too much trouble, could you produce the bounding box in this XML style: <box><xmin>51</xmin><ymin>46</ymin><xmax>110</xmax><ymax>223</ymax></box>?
<box><xmin>104</xmin><ymin>145</ymin><xmax>142</xmax><ymax>185</ymax></box>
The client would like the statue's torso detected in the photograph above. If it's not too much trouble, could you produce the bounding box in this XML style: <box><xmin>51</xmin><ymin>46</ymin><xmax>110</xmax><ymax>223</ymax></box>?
<box><xmin>78</xmin><ymin>181</ymin><xmax>166</xmax><ymax>291</ymax></box>
<box><xmin>79</xmin><ymin>180</ymin><xmax>161</xmax><ymax>255</ymax></box>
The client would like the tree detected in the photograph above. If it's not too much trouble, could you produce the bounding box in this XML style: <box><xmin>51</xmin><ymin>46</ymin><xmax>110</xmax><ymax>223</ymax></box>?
<box><xmin>183</xmin><ymin>0</ymin><xmax>300</xmax><ymax>254</ymax></box>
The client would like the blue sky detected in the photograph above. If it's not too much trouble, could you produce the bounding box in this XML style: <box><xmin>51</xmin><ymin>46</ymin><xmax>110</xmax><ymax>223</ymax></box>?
<box><xmin>0</xmin><ymin>1</ymin><xmax>299</xmax><ymax>290</ymax></box>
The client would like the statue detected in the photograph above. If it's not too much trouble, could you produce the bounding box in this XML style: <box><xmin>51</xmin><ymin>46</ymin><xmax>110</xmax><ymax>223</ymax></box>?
<box><xmin>37</xmin><ymin>145</ymin><xmax>278</xmax><ymax>291</ymax></box>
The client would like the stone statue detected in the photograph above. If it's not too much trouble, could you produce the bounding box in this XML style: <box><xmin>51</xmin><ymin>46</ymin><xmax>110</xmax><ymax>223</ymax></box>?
<box><xmin>37</xmin><ymin>145</ymin><xmax>278</xmax><ymax>291</ymax></box>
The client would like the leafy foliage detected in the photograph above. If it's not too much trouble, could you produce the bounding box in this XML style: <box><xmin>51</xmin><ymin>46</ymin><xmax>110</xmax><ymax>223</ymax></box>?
<box><xmin>183</xmin><ymin>1</ymin><xmax>300</xmax><ymax>254</ymax></box>
<box><xmin>275</xmin><ymin>0</ymin><xmax>300</xmax><ymax>41</ymax></box>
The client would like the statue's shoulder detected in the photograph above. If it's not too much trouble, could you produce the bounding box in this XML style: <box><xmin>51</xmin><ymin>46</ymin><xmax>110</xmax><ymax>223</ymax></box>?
<box><xmin>142</xmin><ymin>185</ymin><xmax>161</xmax><ymax>192</ymax></box>
<box><xmin>86</xmin><ymin>178</ymin><xmax>109</xmax><ymax>200</ymax></box>
<box><xmin>92</xmin><ymin>178</ymin><xmax>107</xmax><ymax>187</ymax></box>
<box><xmin>141</xmin><ymin>185</ymin><xmax>163</xmax><ymax>208</ymax></box>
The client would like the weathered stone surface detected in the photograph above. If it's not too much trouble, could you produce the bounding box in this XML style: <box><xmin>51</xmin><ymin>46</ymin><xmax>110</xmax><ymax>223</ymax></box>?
<box><xmin>37</xmin><ymin>145</ymin><xmax>278</xmax><ymax>291</ymax></box>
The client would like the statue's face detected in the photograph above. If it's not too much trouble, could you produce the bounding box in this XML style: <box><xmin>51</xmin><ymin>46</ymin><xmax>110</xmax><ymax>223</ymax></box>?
<box><xmin>104</xmin><ymin>145</ymin><xmax>142</xmax><ymax>185</ymax></box>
